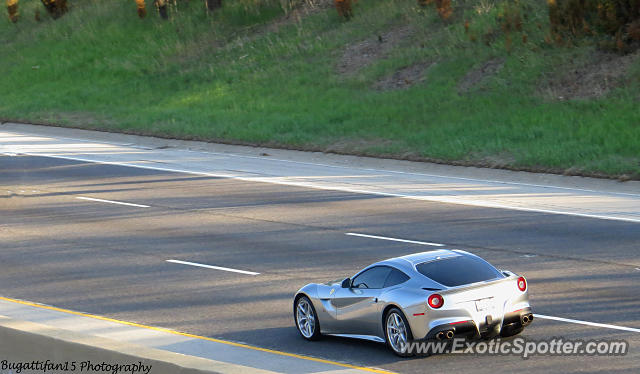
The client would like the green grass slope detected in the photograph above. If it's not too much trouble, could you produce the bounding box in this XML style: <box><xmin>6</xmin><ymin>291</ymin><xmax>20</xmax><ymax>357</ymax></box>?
<box><xmin>1</xmin><ymin>0</ymin><xmax>639</xmax><ymax>178</ymax></box>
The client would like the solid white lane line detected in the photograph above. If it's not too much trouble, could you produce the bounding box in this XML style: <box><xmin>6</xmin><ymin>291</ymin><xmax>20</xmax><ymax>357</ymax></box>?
<box><xmin>166</xmin><ymin>259</ymin><xmax>260</xmax><ymax>276</ymax></box>
<box><xmin>75</xmin><ymin>196</ymin><xmax>150</xmax><ymax>208</ymax></box>
<box><xmin>13</xmin><ymin>152</ymin><xmax>640</xmax><ymax>224</ymax></box>
<box><xmin>181</xmin><ymin>150</ymin><xmax>640</xmax><ymax>198</ymax></box>
<box><xmin>5</xmin><ymin>130</ymin><xmax>640</xmax><ymax>198</ymax></box>
<box><xmin>346</xmin><ymin>233</ymin><xmax>445</xmax><ymax>247</ymax></box>
<box><xmin>534</xmin><ymin>314</ymin><xmax>640</xmax><ymax>333</ymax></box>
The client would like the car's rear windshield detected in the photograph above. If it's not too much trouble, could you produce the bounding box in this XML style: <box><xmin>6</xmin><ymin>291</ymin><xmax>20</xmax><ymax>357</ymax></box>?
<box><xmin>415</xmin><ymin>255</ymin><xmax>503</xmax><ymax>287</ymax></box>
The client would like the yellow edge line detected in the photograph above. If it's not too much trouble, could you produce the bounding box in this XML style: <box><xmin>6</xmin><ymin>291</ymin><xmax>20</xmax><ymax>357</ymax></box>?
<box><xmin>0</xmin><ymin>296</ymin><xmax>395</xmax><ymax>374</ymax></box>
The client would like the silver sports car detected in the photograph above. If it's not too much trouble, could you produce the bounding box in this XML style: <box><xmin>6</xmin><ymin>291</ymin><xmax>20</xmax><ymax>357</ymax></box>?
<box><xmin>293</xmin><ymin>249</ymin><xmax>532</xmax><ymax>356</ymax></box>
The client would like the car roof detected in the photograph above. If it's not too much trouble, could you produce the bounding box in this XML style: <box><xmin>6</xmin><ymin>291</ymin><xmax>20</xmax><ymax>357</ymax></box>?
<box><xmin>377</xmin><ymin>249</ymin><xmax>465</xmax><ymax>269</ymax></box>
<box><xmin>398</xmin><ymin>249</ymin><xmax>464</xmax><ymax>264</ymax></box>
<box><xmin>357</xmin><ymin>250</ymin><xmax>493</xmax><ymax>290</ymax></box>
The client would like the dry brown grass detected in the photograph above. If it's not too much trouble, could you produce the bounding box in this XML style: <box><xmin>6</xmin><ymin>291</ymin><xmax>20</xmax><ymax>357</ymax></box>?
<box><xmin>7</xmin><ymin>0</ymin><xmax>18</xmax><ymax>22</ymax></box>
<box><xmin>334</xmin><ymin>0</ymin><xmax>354</xmax><ymax>20</ymax></box>
<box><xmin>135</xmin><ymin>0</ymin><xmax>146</xmax><ymax>18</ymax></box>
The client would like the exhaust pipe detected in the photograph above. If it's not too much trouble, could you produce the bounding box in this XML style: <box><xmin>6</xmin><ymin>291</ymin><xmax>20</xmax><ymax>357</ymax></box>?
<box><xmin>436</xmin><ymin>329</ymin><xmax>455</xmax><ymax>340</ymax></box>
<box><xmin>522</xmin><ymin>315</ymin><xmax>529</xmax><ymax>324</ymax></box>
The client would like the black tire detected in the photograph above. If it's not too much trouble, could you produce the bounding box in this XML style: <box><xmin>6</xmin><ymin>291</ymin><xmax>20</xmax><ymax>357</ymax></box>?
<box><xmin>294</xmin><ymin>295</ymin><xmax>322</xmax><ymax>341</ymax></box>
<box><xmin>384</xmin><ymin>307</ymin><xmax>415</xmax><ymax>357</ymax></box>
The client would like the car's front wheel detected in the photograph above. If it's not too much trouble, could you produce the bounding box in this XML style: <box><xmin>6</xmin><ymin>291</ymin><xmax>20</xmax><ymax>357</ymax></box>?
<box><xmin>384</xmin><ymin>308</ymin><xmax>414</xmax><ymax>357</ymax></box>
<box><xmin>294</xmin><ymin>295</ymin><xmax>321</xmax><ymax>340</ymax></box>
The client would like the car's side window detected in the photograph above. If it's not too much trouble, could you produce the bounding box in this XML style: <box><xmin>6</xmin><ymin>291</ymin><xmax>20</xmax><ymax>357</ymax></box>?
<box><xmin>351</xmin><ymin>266</ymin><xmax>392</xmax><ymax>289</ymax></box>
<box><xmin>384</xmin><ymin>268</ymin><xmax>410</xmax><ymax>288</ymax></box>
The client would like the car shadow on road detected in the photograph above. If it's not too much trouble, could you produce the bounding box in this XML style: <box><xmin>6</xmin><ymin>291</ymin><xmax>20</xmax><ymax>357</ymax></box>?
<box><xmin>215</xmin><ymin>326</ymin><xmax>429</xmax><ymax>367</ymax></box>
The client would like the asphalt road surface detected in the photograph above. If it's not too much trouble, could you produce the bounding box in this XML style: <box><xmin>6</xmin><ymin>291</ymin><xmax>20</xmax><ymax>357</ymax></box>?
<box><xmin>1</xmin><ymin>154</ymin><xmax>639</xmax><ymax>373</ymax></box>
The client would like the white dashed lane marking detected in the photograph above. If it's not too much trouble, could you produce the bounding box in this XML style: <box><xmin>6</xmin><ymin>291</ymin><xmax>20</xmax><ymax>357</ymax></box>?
<box><xmin>76</xmin><ymin>196</ymin><xmax>150</xmax><ymax>208</ymax></box>
<box><xmin>345</xmin><ymin>233</ymin><xmax>445</xmax><ymax>247</ymax></box>
<box><xmin>166</xmin><ymin>259</ymin><xmax>260</xmax><ymax>276</ymax></box>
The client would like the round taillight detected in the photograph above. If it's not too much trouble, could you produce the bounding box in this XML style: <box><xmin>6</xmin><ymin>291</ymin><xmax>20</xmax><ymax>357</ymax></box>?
<box><xmin>517</xmin><ymin>276</ymin><xmax>527</xmax><ymax>292</ymax></box>
<box><xmin>428</xmin><ymin>293</ymin><xmax>444</xmax><ymax>309</ymax></box>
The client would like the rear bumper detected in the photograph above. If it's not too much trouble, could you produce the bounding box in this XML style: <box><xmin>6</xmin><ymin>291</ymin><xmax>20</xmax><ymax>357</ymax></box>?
<box><xmin>423</xmin><ymin>320</ymin><xmax>478</xmax><ymax>340</ymax></box>
<box><xmin>502</xmin><ymin>307</ymin><xmax>534</xmax><ymax>330</ymax></box>
<box><xmin>421</xmin><ymin>307</ymin><xmax>533</xmax><ymax>341</ymax></box>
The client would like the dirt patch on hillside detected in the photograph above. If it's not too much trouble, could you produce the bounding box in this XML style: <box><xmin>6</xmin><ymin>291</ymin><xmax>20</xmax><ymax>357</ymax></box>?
<box><xmin>542</xmin><ymin>51</ymin><xmax>639</xmax><ymax>100</ymax></box>
<box><xmin>265</xmin><ymin>0</ymin><xmax>333</xmax><ymax>33</ymax></box>
<box><xmin>179</xmin><ymin>0</ymin><xmax>332</xmax><ymax>61</ymax></box>
<box><xmin>337</xmin><ymin>26</ymin><xmax>413</xmax><ymax>75</ymax></box>
<box><xmin>457</xmin><ymin>57</ymin><xmax>504</xmax><ymax>94</ymax></box>
<box><xmin>373</xmin><ymin>61</ymin><xmax>435</xmax><ymax>91</ymax></box>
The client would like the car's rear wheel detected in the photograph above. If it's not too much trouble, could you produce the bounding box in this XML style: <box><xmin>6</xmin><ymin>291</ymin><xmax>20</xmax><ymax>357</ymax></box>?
<box><xmin>384</xmin><ymin>308</ymin><xmax>414</xmax><ymax>357</ymax></box>
<box><xmin>294</xmin><ymin>295</ymin><xmax>321</xmax><ymax>340</ymax></box>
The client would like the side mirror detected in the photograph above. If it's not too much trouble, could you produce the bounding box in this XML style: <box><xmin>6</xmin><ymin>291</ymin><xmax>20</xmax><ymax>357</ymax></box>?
<box><xmin>341</xmin><ymin>278</ymin><xmax>351</xmax><ymax>288</ymax></box>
